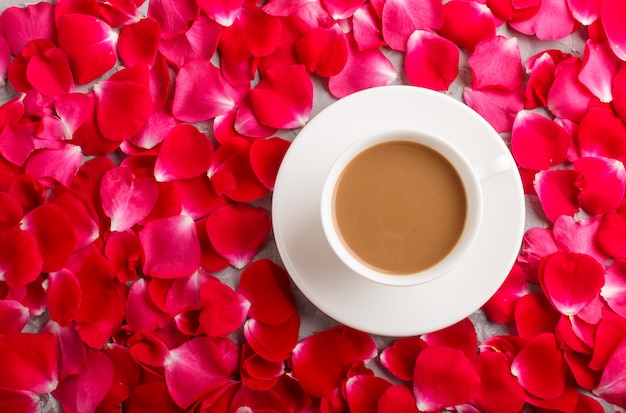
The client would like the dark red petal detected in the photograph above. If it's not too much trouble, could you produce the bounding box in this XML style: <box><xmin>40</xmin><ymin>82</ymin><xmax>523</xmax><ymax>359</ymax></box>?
<box><xmin>26</xmin><ymin>47</ymin><xmax>74</xmax><ymax>98</ymax></box>
<box><xmin>470</xmin><ymin>351</ymin><xmax>526</xmax><ymax>413</ymax></box>
<box><xmin>57</xmin><ymin>14</ymin><xmax>118</xmax><ymax>85</ymax></box>
<box><xmin>127</xmin><ymin>330</ymin><xmax>169</xmax><ymax>367</ymax></box>
<box><xmin>380</xmin><ymin>337</ymin><xmax>427</xmax><ymax>381</ymax></box>
<box><xmin>291</xmin><ymin>330</ymin><xmax>356</xmax><ymax>398</ymax></box>
<box><xmin>405</xmin><ymin>30</ymin><xmax>459</xmax><ymax>91</ymax></box>
<box><xmin>53</xmin><ymin>348</ymin><xmax>114</xmax><ymax>412</ymax></box>
<box><xmin>295</xmin><ymin>25</ymin><xmax>348</xmax><ymax>77</ymax></box>
<box><xmin>534</xmin><ymin>169</ymin><xmax>580</xmax><ymax>222</ymax></box>
<box><xmin>0</xmin><ymin>332</ymin><xmax>58</xmax><ymax>394</ymax></box>
<box><xmin>381</xmin><ymin>0</ymin><xmax>444</xmax><ymax>51</ymax></box>
<box><xmin>438</xmin><ymin>0</ymin><xmax>496</xmax><ymax>52</ymax></box>
<box><xmin>199</xmin><ymin>279</ymin><xmax>250</xmax><ymax>336</ymax></box>
<box><xmin>100</xmin><ymin>166</ymin><xmax>159</xmax><ymax>232</ymax></box>
<box><xmin>574</xmin><ymin>156</ymin><xmax>626</xmax><ymax>215</ymax></box>
<box><xmin>105</xmin><ymin>230</ymin><xmax>142</xmax><ymax>283</ymax></box>
<box><xmin>0</xmin><ymin>226</ymin><xmax>42</xmax><ymax>288</ymax></box>
<box><xmin>482</xmin><ymin>263</ymin><xmax>529</xmax><ymax>323</ymax></box>
<box><xmin>511</xmin><ymin>111</ymin><xmax>570</xmax><ymax>170</ymax></box>
<box><xmin>124</xmin><ymin>382</ymin><xmax>184</xmax><ymax>413</ymax></box>
<box><xmin>117</xmin><ymin>18</ymin><xmax>161</xmax><ymax>66</ymax></box>
<box><xmin>164</xmin><ymin>337</ymin><xmax>229</xmax><ymax>408</ymax></box>
<box><xmin>154</xmin><ymin>124</ymin><xmax>214</xmax><ymax>182</ymax></box>
<box><xmin>0</xmin><ymin>388</ymin><xmax>38</xmax><ymax>412</ymax></box>
<box><xmin>0</xmin><ymin>3</ymin><xmax>55</xmax><ymax>55</ymax></box>
<box><xmin>511</xmin><ymin>333</ymin><xmax>568</xmax><ymax>400</ymax></box>
<box><xmin>172</xmin><ymin>59</ymin><xmax>235</xmax><ymax>122</ymax></box>
<box><xmin>413</xmin><ymin>346</ymin><xmax>480</xmax><ymax>412</ymax></box>
<box><xmin>238</xmin><ymin>259</ymin><xmax>295</xmax><ymax>325</ymax></box>
<box><xmin>422</xmin><ymin>318</ymin><xmax>478</xmax><ymax>362</ymax></box>
<box><xmin>206</xmin><ymin>204</ymin><xmax>271</xmax><ymax>269</ymax></box>
<box><xmin>147</xmin><ymin>0</ymin><xmax>198</xmax><ymax>39</ymax></box>
<box><xmin>139</xmin><ymin>215</ymin><xmax>201</xmax><ymax>278</ymax></box>
<box><xmin>514</xmin><ymin>292</ymin><xmax>561</xmax><ymax>340</ymax></box>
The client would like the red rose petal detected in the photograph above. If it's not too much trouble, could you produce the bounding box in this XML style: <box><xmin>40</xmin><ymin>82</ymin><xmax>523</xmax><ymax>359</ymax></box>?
<box><xmin>117</xmin><ymin>18</ymin><xmax>161</xmax><ymax>66</ymax></box>
<box><xmin>547</xmin><ymin>57</ymin><xmax>594</xmax><ymax>122</ymax></box>
<box><xmin>568</xmin><ymin>0</ymin><xmax>601</xmax><ymax>25</ymax></box>
<box><xmin>105</xmin><ymin>230</ymin><xmax>141</xmax><ymax>282</ymax></box>
<box><xmin>328</xmin><ymin>34</ymin><xmax>396</xmax><ymax>98</ymax></box>
<box><xmin>539</xmin><ymin>252</ymin><xmax>605</xmax><ymax>316</ymax></box>
<box><xmin>0</xmin><ymin>300</ymin><xmax>29</xmax><ymax>334</ymax></box>
<box><xmin>509</xmin><ymin>0</ymin><xmax>576</xmax><ymax>40</ymax></box>
<box><xmin>345</xmin><ymin>375</ymin><xmax>392</xmax><ymax>413</ymax></box>
<box><xmin>598</xmin><ymin>204</ymin><xmax>626</xmax><ymax>259</ymax></box>
<box><xmin>164</xmin><ymin>337</ymin><xmax>230</xmax><ymax>408</ymax></box>
<box><xmin>534</xmin><ymin>169</ymin><xmax>580</xmax><ymax>222</ymax></box>
<box><xmin>593</xmin><ymin>336</ymin><xmax>626</xmax><ymax>407</ymax></box>
<box><xmin>206</xmin><ymin>204</ymin><xmax>270</xmax><ymax>269</ymax></box>
<box><xmin>380</xmin><ymin>337</ymin><xmax>428</xmax><ymax>381</ymax></box>
<box><xmin>524</xmin><ymin>51</ymin><xmax>559</xmax><ymax>109</ymax></box>
<box><xmin>574</xmin><ymin>156</ymin><xmax>626</xmax><ymax>215</ymax></box>
<box><xmin>331</xmin><ymin>325</ymin><xmax>378</xmax><ymax>361</ymax></box>
<box><xmin>124</xmin><ymin>382</ymin><xmax>184</xmax><ymax>413</ymax></box>
<box><xmin>147</xmin><ymin>0</ymin><xmax>198</xmax><ymax>39</ymax></box>
<box><xmin>26</xmin><ymin>47</ymin><xmax>74</xmax><ymax>98</ymax></box>
<box><xmin>154</xmin><ymin>124</ymin><xmax>214</xmax><ymax>182</ymax></box>
<box><xmin>20</xmin><ymin>204</ymin><xmax>76</xmax><ymax>273</ymax></box>
<box><xmin>24</xmin><ymin>144</ymin><xmax>83</xmax><ymax>187</ymax></box>
<box><xmin>352</xmin><ymin>4</ymin><xmax>385</xmax><ymax>51</ymax></box>
<box><xmin>196</xmin><ymin>219</ymin><xmax>229</xmax><ymax>272</ymax></box>
<box><xmin>126</xmin><ymin>278</ymin><xmax>170</xmax><ymax>333</ymax></box>
<box><xmin>174</xmin><ymin>175</ymin><xmax>228</xmax><ymax>219</ymax></box>
<box><xmin>413</xmin><ymin>346</ymin><xmax>480</xmax><ymax>412</ymax></box>
<box><xmin>0</xmin><ymin>35</ymin><xmax>10</xmax><ymax>86</ymax></box>
<box><xmin>139</xmin><ymin>215</ymin><xmax>201</xmax><ymax>278</ymax></box>
<box><xmin>218</xmin><ymin>6</ymin><xmax>282</xmax><ymax>62</ymax></box>
<box><xmin>438</xmin><ymin>0</ymin><xmax>496</xmax><ymax>52</ymax></box>
<box><xmin>579</xmin><ymin>40</ymin><xmax>620</xmax><ymax>103</ymax></box>
<box><xmin>0</xmin><ymin>388</ymin><xmax>38</xmax><ymax>412</ymax></box>
<box><xmin>127</xmin><ymin>330</ymin><xmax>169</xmax><ymax>367</ymax></box>
<box><xmin>462</xmin><ymin>86</ymin><xmax>524</xmax><ymax>133</ymax></box>
<box><xmin>552</xmin><ymin>215</ymin><xmax>608</xmax><ymax>263</ymax></box>
<box><xmin>514</xmin><ymin>292</ymin><xmax>561</xmax><ymax>340</ymax></box>
<box><xmin>53</xmin><ymin>348</ymin><xmax>114</xmax><ymax>413</ymax></box>
<box><xmin>57</xmin><ymin>13</ymin><xmax>118</xmax><ymax>85</ymax></box>
<box><xmin>0</xmin><ymin>122</ymin><xmax>35</xmax><ymax>167</ymax></box>
<box><xmin>100</xmin><ymin>166</ymin><xmax>159</xmax><ymax>232</ymax></box>
<box><xmin>511</xmin><ymin>111</ymin><xmax>570</xmax><ymax>170</ymax></box>
<box><xmin>244</xmin><ymin>312</ymin><xmax>300</xmax><ymax>362</ymax></box>
<box><xmin>602</xmin><ymin>0</ymin><xmax>626</xmax><ymax>61</ymax></box>
<box><xmin>238</xmin><ymin>259</ymin><xmax>295</xmax><ymax>325</ymax></box>
<box><xmin>249</xmin><ymin>137</ymin><xmax>290</xmax><ymax>191</ymax></box>
<box><xmin>602</xmin><ymin>260</ymin><xmax>626</xmax><ymax>317</ymax></box>
<box><xmin>0</xmin><ymin>332</ymin><xmax>58</xmax><ymax>394</ymax></box>
<box><xmin>378</xmin><ymin>385</ymin><xmax>418</xmax><ymax>413</ymax></box>
<box><xmin>422</xmin><ymin>318</ymin><xmax>478</xmax><ymax>362</ymax></box>
<box><xmin>295</xmin><ymin>25</ymin><xmax>348</xmax><ymax>77</ymax></box>
<box><xmin>0</xmin><ymin>2</ymin><xmax>55</xmax><ymax>55</ymax></box>
<box><xmin>405</xmin><ymin>30</ymin><xmax>459</xmax><ymax>91</ymax></box>
<box><xmin>482</xmin><ymin>263</ymin><xmax>529</xmax><ymax>324</ymax></box>
<box><xmin>172</xmin><ymin>59</ymin><xmax>236</xmax><ymax>122</ymax></box>
<box><xmin>381</xmin><ymin>0</ymin><xmax>444</xmax><ymax>51</ymax></box>
<box><xmin>199</xmin><ymin>279</ymin><xmax>250</xmax><ymax>337</ymax></box>
<box><xmin>511</xmin><ymin>333</ymin><xmax>568</xmax><ymax>400</ymax></box>
<box><xmin>131</xmin><ymin>107</ymin><xmax>178</xmax><ymax>150</ymax></box>
<box><xmin>198</xmin><ymin>0</ymin><xmax>244</xmax><ymax>27</ymax></box>
<box><xmin>249</xmin><ymin>64</ymin><xmax>313</xmax><ymax>129</ymax></box>
<box><xmin>47</xmin><ymin>269</ymin><xmax>81</xmax><ymax>327</ymax></box>
<box><xmin>469</xmin><ymin>36</ymin><xmax>524</xmax><ymax>91</ymax></box>
<box><xmin>470</xmin><ymin>351</ymin><xmax>526</xmax><ymax>413</ymax></box>
<box><xmin>291</xmin><ymin>330</ymin><xmax>357</xmax><ymax>398</ymax></box>
<box><xmin>613</xmin><ymin>65</ymin><xmax>626</xmax><ymax>121</ymax></box>
<box><xmin>590</xmin><ymin>308</ymin><xmax>626</xmax><ymax>370</ymax></box>
<box><xmin>234</xmin><ymin>96</ymin><xmax>278</xmax><ymax>138</ymax></box>
<box><xmin>578</xmin><ymin>106</ymin><xmax>626</xmax><ymax>159</ymax></box>
<box><xmin>0</xmin><ymin>225</ymin><xmax>43</xmax><ymax>288</ymax></box>
<box><xmin>240</xmin><ymin>345</ymin><xmax>283</xmax><ymax>391</ymax></box>
<box><xmin>48</xmin><ymin>186</ymin><xmax>99</xmax><ymax>250</ymax></box>
<box><xmin>159</xmin><ymin>15</ymin><xmax>222</xmax><ymax>68</ymax></box>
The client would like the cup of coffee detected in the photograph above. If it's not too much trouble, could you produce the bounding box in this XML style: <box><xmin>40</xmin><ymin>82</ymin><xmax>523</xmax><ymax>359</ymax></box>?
<box><xmin>320</xmin><ymin>129</ymin><xmax>504</xmax><ymax>287</ymax></box>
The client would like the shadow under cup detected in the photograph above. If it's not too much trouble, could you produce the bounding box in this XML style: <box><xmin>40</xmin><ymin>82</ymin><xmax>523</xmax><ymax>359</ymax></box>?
<box><xmin>320</xmin><ymin>130</ymin><xmax>484</xmax><ymax>287</ymax></box>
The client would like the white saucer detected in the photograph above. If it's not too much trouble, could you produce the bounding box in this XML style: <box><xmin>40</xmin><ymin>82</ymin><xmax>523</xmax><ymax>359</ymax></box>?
<box><xmin>272</xmin><ymin>86</ymin><xmax>525</xmax><ymax>337</ymax></box>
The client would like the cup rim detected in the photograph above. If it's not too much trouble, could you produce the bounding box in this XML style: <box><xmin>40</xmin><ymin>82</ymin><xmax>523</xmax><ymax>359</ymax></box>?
<box><xmin>320</xmin><ymin>128</ymin><xmax>484</xmax><ymax>287</ymax></box>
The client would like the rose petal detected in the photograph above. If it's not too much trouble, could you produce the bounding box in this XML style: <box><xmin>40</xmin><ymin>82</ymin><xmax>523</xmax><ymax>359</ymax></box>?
<box><xmin>381</xmin><ymin>0</ymin><xmax>444</xmax><ymax>51</ymax></box>
<box><xmin>378</xmin><ymin>385</ymin><xmax>418</xmax><ymax>413</ymax></box>
<box><xmin>295</xmin><ymin>25</ymin><xmax>348</xmax><ymax>77</ymax></box>
<box><xmin>100</xmin><ymin>166</ymin><xmax>159</xmax><ymax>232</ymax></box>
<box><xmin>26</xmin><ymin>47</ymin><xmax>74</xmax><ymax>98</ymax></box>
<box><xmin>0</xmin><ymin>332</ymin><xmax>58</xmax><ymax>394</ymax></box>
<box><xmin>249</xmin><ymin>64</ymin><xmax>313</xmax><ymax>129</ymax></box>
<box><xmin>0</xmin><ymin>35</ymin><xmax>9</xmax><ymax>86</ymax></box>
<box><xmin>0</xmin><ymin>226</ymin><xmax>43</xmax><ymax>288</ymax></box>
<box><xmin>47</xmin><ymin>269</ymin><xmax>81</xmax><ymax>327</ymax></box>
<box><xmin>233</xmin><ymin>96</ymin><xmax>278</xmax><ymax>139</ymax></box>
<box><xmin>510</xmin><ymin>333</ymin><xmax>568</xmax><ymax>400</ymax></box>
<box><xmin>159</xmin><ymin>15</ymin><xmax>222</xmax><ymax>68</ymax></box>
<box><xmin>602</xmin><ymin>260</ymin><xmax>626</xmax><ymax>318</ymax></box>
<box><xmin>602</xmin><ymin>0</ymin><xmax>626</xmax><ymax>61</ymax></box>
<box><xmin>509</xmin><ymin>0</ymin><xmax>576</xmax><ymax>40</ymax></box>
<box><xmin>0</xmin><ymin>388</ymin><xmax>38</xmax><ymax>412</ymax></box>
<box><xmin>579</xmin><ymin>40</ymin><xmax>621</xmax><ymax>102</ymax></box>
<box><xmin>244</xmin><ymin>312</ymin><xmax>300</xmax><ymax>362</ymax></box>
<box><xmin>470</xmin><ymin>351</ymin><xmax>526</xmax><ymax>413</ymax></box>
<box><xmin>482</xmin><ymin>263</ymin><xmax>529</xmax><ymax>323</ymax></box>
<box><xmin>405</xmin><ymin>30</ymin><xmax>459</xmax><ymax>91</ymax></box>
<box><xmin>0</xmin><ymin>3</ymin><xmax>55</xmax><ymax>55</ymax></box>
<box><xmin>331</xmin><ymin>325</ymin><xmax>378</xmax><ymax>361</ymax></box>
<box><xmin>552</xmin><ymin>214</ymin><xmax>609</xmax><ymax>263</ymax></box>
<box><xmin>593</xmin><ymin>336</ymin><xmax>626</xmax><ymax>407</ymax></box>
<box><xmin>48</xmin><ymin>186</ymin><xmax>99</xmax><ymax>250</ymax></box>
<box><xmin>345</xmin><ymin>375</ymin><xmax>392</xmax><ymax>413</ymax></box>
<box><xmin>249</xmin><ymin>137</ymin><xmax>290</xmax><ymax>191</ymax></box>
<box><xmin>547</xmin><ymin>57</ymin><xmax>594</xmax><ymax>122</ymax></box>
<box><xmin>462</xmin><ymin>86</ymin><xmax>524</xmax><ymax>133</ymax></box>
<box><xmin>578</xmin><ymin>105</ymin><xmax>626</xmax><ymax>158</ymax></box>
<box><xmin>0</xmin><ymin>300</ymin><xmax>29</xmax><ymax>334</ymax></box>
<box><xmin>0</xmin><ymin>122</ymin><xmax>35</xmax><ymax>167</ymax></box>
<box><xmin>413</xmin><ymin>346</ymin><xmax>480</xmax><ymax>412</ymax></box>
<box><xmin>422</xmin><ymin>318</ymin><xmax>478</xmax><ymax>362</ymax></box>
<box><xmin>524</xmin><ymin>51</ymin><xmax>559</xmax><ymax>109</ymax></box>
<box><xmin>126</xmin><ymin>278</ymin><xmax>170</xmax><ymax>333</ymax></box>
<box><xmin>174</xmin><ymin>175</ymin><xmax>228</xmax><ymax>220</ymax></box>
<box><xmin>352</xmin><ymin>4</ymin><xmax>385</xmax><ymax>51</ymax></box>
<box><xmin>534</xmin><ymin>169</ymin><xmax>580</xmax><ymax>222</ymax></box>
<box><xmin>574</xmin><ymin>156</ymin><xmax>626</xmax><ymax>215</ymax></box>
<box><xmin>438</xmin><ymin>0</ymin><xmax>496</xmax><ymax>52</ymax></box>
<box><xmin>57</xmin><ymin>14</ymin><xmax>118</xmax><ymax>84</ymax></box>
<box><xmin>568</xmin><ymin>0</ymin><xmax>602</xmax><ymax>25</ymax></box>
<box><xmin>514</xmin><ymin>292</ymin><xmax>561</xmax><ymax>340</ymax></box>
<box><xmin>131</xmin><ymin>107</ymin><xmax>178</xmax><ymax>150</ymax></box>
<box><xmin>511</xmin><ymin>111</ymin><xmax>570</xmax><ymax>170</ymax></box>
<box><xmin>124</xmin><ymin>382</ymin><xmax>184</xmax><ymax>413</ymax></box>
<box><xmin>105</xmin><ymin>230</ymin><xmax>141</xmax><ymax>283</ymax></box>
<box><xmin>147</xmin><ymin>0</ymin><xmax>198</xmax><ymax>39</ymax></box>
<box><xmin>380</xmin><ymin>337</ymin><xmax>428</xmax><ymax>381</ymax></box>
<box><xmin>206</xmin><ymin>204</ymin><xmax>270</xmax><ymax>269</ymax></box>
<box><xmin>154</xmin><ymin>124</ymin><xmax>214</xmax><ymax>182</ymax></box>
<box><xmin>172</xmin><ymin>59</ymin><xmax>235</xmax><ymax>122</ymax></box>
<box><xmin>118</xmin><ymin>18</ymin><xmax>161</xmax><ymax>66</ymax></box>
<box><xmin>24</xmin><ymin>144</ymin><xmax>83</xmax><ymax>187</ymax></box>
<box><xmin>469</xmin><ymin>36</ymin><xmax>524</xmax><ymax>91</ymax></box>
<box><xmin>218</xmin><ymin>6</ymin><xmax>282</xmax><ymax>62</ymax></box>
<box><xmin>198</xmin><ymin>0</ymin><xmax>244</xmax><ymax>27</ymax></box>
<box><xmin>539</xmin><ymin>252</ymin><xmax>605</xmax><ymax>316</ymax></box>
<box><xmin>199</xmin><ymin>279</ymin><xmax>250</xmax><ymax>337</ymax></box>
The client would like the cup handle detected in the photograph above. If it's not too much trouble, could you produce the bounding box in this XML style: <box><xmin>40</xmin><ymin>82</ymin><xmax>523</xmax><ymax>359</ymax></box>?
<box><xmin>475</xmin><ymin>154</ymin><xmax>515</xmax><ymax>182</ymax></box>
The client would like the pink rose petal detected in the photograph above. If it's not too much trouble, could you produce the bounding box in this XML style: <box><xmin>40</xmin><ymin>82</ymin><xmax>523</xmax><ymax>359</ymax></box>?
<box><xmin>139</xmin><ymin>215</ymin><xmax>201</xmax><ymax>278</ymax></box>
<box><xmin>482</xmin><ymin>263</ymin><xmax>529</xmax><ymax>323</ymax></box>
<box><xmin>539</xmin><ymin>251</ymin><xmax>605</xmax><ymax>316</ymax></box>
<box><xmin>405</xmin><ymin>30</ymin><xmax>459</xmax><ymax>91</ymax></box>
<box><xmin>509</xmin><ymin>0</ymin><xmax>576</xmax><ymax>40</ymax></box>
<box><xmin>295</xmin><ymin>25</ymin><xmax>348</xmax><ymax>77</ymax></box>
<box><xmin>0</xmin><ymin>35</ymin><xmax>10</xmax><ymax>86</ymax></box>
<box><xmin>164</xmin><ymin>337</ymin><xmax>230</xmax><ymax>408</ymax></box>
<box><xmin>249</xmin><ymin>64</ymin><xmax>313</xmax><ymax>129</ymax></box>
<box><xmin>199</xmin><ymin>279</ymin><xmax>250</xmax><ymax>337</ymax></box>
<box><xmin>352</xmin><ymin>3</ymin><xmax>385</xmax><ymax>51</ymax></box>
<box><xmin>154</xmin><ymin>124</ymin><xmax>214</xmax><ymax>182</ymax></box>
<box><xmin>534</xmin><ymin>169</ymin><xmax>580</xmax><ymax>222</ymax></box>
<box><xmin>205</xmin><ymin>203</ymin><xmax>270</xmax><ymax>269</ymax></box>
<box><xmin>24</xmin><ymin>144</ymin><xmax>83</xmax><ymax>187</ymax></box>
<box><xmin>131</xmin><ymin>107</ymin><xmax>178</xmax><ymax>150</ymax></box>
<box><xmin>118</xmin><ymin>18</ymin><xmax>161</xmax><ymax>66</ymax></box>
<box><xmin>0</xmin><ymin>226</ymin><xmax>43</xmax><ymax>288</ymax></box>
<box><xmin>593</xmin><ymin>336</ymin><xmax>626</xmax><ymax>407</ymax></box>
<box><xmin>381</xmin><ymin>0</ymin><xmax>444</xmax><ymax>51</ymax></box>
<box><xmin>172</xmin><ymin>59</ymin><xmax>236</xmax><ymax>122</ymax></box>
<box><xmin>602</xmin><ymin>260</ymin><xmax>626</xmax><ymax>317</ymax></box>
<box><xmin>0</xmin><ymin>122</ymin><xmax>36</xmax><ymax>167</ymax></box>
<box><xmin>413</xmin><ymin>346</ymin><xmax>480</xmax><ymax>412</ymax></box>
<box><xmin>574</xmin><ymin>156</ymin><xmax>626</xmax><ymax>215</ymax></box>
<box><xmin>48</xmin><ymin>186</ymin><xmax>99</xmax><ymax>250</ymax></box>
<box><xmin>438</xmin><ymin>0</ymin><xmax>496</xmax><ymax>52</ymax></box>
<box><xmin>511</xmin><ymin>111</ymin><xmax>570</xmax><ymax>170</ymax></box>
<box><xmin>612</xmin><ymin>65</ymin><xmax>626</xmax><ymax>121</ymax></box>
<box><xmin>511</xmin><ymin>333</ymin><xmax>568</xmax><ymax>400</ymax></box>
<box><xmin>568</xmin><ymin>0</ymin><xmax>602</xmax><ymax>25</ymax></box>
<box><xmin>0</xmin><ymin>332</ymin><xmax>58</xmax><ymax>394</ymax></box>
<box><xmin>552</xmin><ymin>214</ymin><xmax>609</xmax><ymax>263</ymax></box>
<box><xmin>100</xmin><ymin>166</ymin><xmax>159</xmax><ymax>232</ymax></box>
<box><xmin>57</xmin><ymin>14</ymin><xmax>118</xmax><ymax>84</ymax></box>
<box><xmin>462</xmin><ymin>86</ymin><xmax>524</xmax><ymax>133</ymax></box>
<box><xmin>601</xmin><ymin>0</ymin><xmax>626</xmax><ymax>61</ymax></box>
<box><xmin>469</xmin><ymin>35</ymin><xmax>524</xmax><ymax>91</ymax></box>
<box><xmin>159</xmin><ymin>15</ymin><xmax>222</xmax><ymax>68</ymax></box>
<box><xmin>233</xmin><ymin>96</ymin><xmax>278</xmax><ymax>139</ymax></box>
<box><xmin>524</xmin><ymin>51</ymin><xmax>561</xmax><ymax>109</ymax></box>
<box><xmin>590</xmin><ymin>308</ymin><xmax>626</xmax><ymax>371</ymax></box>
<box><xmin>147</xmin><ymin>0</ymin><xmax>198</xmax><ymax>39</ymax></box>
<box><xmin>198</xmin><ymin>0</ymin><xmax>244</xmax><ymax>27</ymax></box>
<box><xmin>578</xmin><ymin>106</ymin><xmax>626</xmax><ymax>159</ymax></box>
<box><xmin>547</xmin><ymin>57</ymin><xmax>594</xmax><ymax>121</ymax></box>
<box><xmin>329</xmin><ymin>34</ymin><xmax>396</xmax><ymax>98</ymax></box>
<box><xmin>0</xmin><ymin>2</ymin><xmax>55</xmax><ymax>55</ymax></box>
<box><xmin>126</xmin><ymin>278</ymin><xmax>170</xmax><ymax>333</ymax></box>
<box><xmin>579</xmin><ymin>40</ymin><xmax>620</xmax><ymax>102</ymax></box>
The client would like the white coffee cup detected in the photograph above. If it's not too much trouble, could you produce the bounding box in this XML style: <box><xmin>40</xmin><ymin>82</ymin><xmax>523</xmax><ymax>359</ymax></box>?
<box><xmin>320</xmin><ymin>129</ymin><xmax>511</xmax><ymax>287</ymax></box>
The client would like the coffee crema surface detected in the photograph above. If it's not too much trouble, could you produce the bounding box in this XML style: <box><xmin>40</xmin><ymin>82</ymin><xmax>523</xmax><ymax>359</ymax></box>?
<box><xmin>332</xmin><ymin>140</ymin><xmax>467</xmax><ymax>275</ymax></box>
